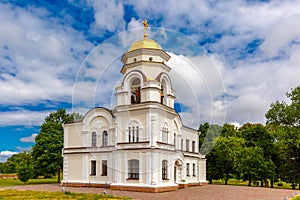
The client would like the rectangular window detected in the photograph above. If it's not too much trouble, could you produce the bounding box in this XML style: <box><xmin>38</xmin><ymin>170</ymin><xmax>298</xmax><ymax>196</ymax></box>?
<box><xmin>101</xmin><ymin>160</ymin><xmax>107</xmax><ymax>176</ymax></box>
<box><xmin>128</xmin><ymin>159</ymin><xmax>139</xmax><ymax>179</ymax></box>
<box><xmin>186</xmin><ymin>163</ymin><xmax>190</xmax><ymax>176</ymax></box>
<box><xmin>91</xmin><ymin>160</ymin><xmax>96</xmax><ymax>176</ymax></box>
<box><xmin>193</xmin><ymin>163</ymin><xmax>196</xmax><ymax>177</ymax></box>
<box><xmin>192</xmin><ymin>141</ymin><xmax>195</xmax><ymax>152</ymax></box>
<box><xmin>186</xmin><ymin>139</ymin><xmax>190</xmax><ymax>152</ymax></box>
<box><xmin>162</xmin><ymin>160</ymin><xmax>168</xmax><ymax>180</ymax></box>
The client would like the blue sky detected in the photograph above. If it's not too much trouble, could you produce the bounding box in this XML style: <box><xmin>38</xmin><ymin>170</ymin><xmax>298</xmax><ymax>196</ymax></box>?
<box><xmin>1</xmin><ymin>0</ymin><xmax>300</xmax><ymax>162</ymax></box>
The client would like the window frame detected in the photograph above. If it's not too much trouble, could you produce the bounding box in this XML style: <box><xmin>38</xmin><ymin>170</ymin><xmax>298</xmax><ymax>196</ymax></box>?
<box><xmin>128</xmin><ymin>159</ymin><xmax>139</xmax><ymax>180</ymax></box>
<box><xmin>186</xmin><ymin>163</ymin><xmax>190</xmax><ymax>176</ymax></box>
<box><xmin>192</xmin><ymin>141</ymin><xmax>195</xmax><ymax>152</ymax></box>
<box><xmin>162</xmin><ymin>160</ymin><xmax>168</xmax><ymax>180</ymax></box>
<box><xmin>186</xmin><ymin>139</ymin><xmax>190</xmax><ymax>152</ymax></box>
<box><xmin>102</xmin><ymin>130</ymin><xmax>108</xmax><ymax>146</ymax></box>
<box><xmin>162</xmin><ymin>127</ymin><xmax>168</xmax><ymax>143</ymax></box>
<box><xmin>101</xmin><ymin>160</ymin><xmax>107</xmax><ymax>176</ymax></box>
<box><xmin>128</xmin><ymin>126</ymin><xmax>139</xmax><ymax>143</ymax></box>
<box><xmin>91</xmin><ymin>160</ymin><xmax>96</xmax><ymax>176</ymax></box>
<box><xmin>192</xmin><ymin>163</ymin><xmax>196</xmax><ymax>177</ymax></box>
<box><xmin>91</xmin><ymin>132</ymin><xmax>97</xmax><ymax>147</ymax></box>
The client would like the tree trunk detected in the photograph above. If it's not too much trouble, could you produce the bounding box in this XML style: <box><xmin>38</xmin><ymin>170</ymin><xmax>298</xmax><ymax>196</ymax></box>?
<box><xmin>292</xmin><ymin>183</ymin><xmax>296</xmax><ymax>190</ymax></box>
<box><xmin>209</xmin><ymin>179</ymin><xmax>212</xmax><ymax>184</ymax></box>
<box><xmin>248</xmin><ymin>178</ymin><xmax>251</xmax><ymax>186</ymax></box>
<box><xmin>225</xmin><ymin>178</ymin><xmax>228</xmax><ymax>185</ymax></box>
<box><xmin>57</xmin><ymin>167</ymin><xmax>61</xmax><ymax>183</ymax></box>
<box><xmin>270</xmin><ymin>179</ymin><xmax>274</xmax><ymax>188</ymax></box>
<box><xmin>261</xmin><ymin>180</ymin><xmax>263</xmax><ymax>187</ymax></box>
<box><xmin>264</xmin><ymin>179</ymin><xmax>269</xmax><ymax>187</ymax></box>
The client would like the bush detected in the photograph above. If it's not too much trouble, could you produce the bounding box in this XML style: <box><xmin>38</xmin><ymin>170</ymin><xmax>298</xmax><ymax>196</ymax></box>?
<box><xmin>277</xmin><ymin>182</ymin><xmax>283</xmax><ymax>186</ymax></box>
<box><xmin>17</xmin><ymin>164</ymin><xmax>32</xmax><ymax>183</ymax></box>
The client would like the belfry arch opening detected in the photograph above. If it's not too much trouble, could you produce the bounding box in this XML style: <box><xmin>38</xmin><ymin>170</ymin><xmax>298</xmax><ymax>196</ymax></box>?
<box><xmin>161</xmin><ymin>79</ymin><xmax>167</xmax><ymax>105</ymax></box>
<box><xmin>130</xmin><ymin>78</ymin><xmax>141</xmax><ymax>104</ymax></box>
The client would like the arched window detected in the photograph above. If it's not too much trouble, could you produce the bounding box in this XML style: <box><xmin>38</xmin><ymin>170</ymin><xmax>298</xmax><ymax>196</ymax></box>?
<box><xmin>128</xmin><ymin>159</ymin><xmax>139</xmax><ymax>179</ymax></box>
<box><xmin>128</xmin><ymin>126</ymin><xmax>139</xmax><ymax>143</ymax></box>
<box><xmin>162</xmin><ymin>127</ymin><xmax>168</xmax><ymax>143</ymax></box>
<box><xmin>162</xmin><ymin>160</ymin><xmax>168</xmax><ymax>180</ymax></box>
<box><xmin>91</xmin><ymin>132</ymin><xmax>97</xmax><ymax>147</ymax></box>
<box><xmin>130</xmin><ymin>78</ymin><xmax>141</xmax><ymax>104</ymax></box>
<box><xmin>102</xmin><ymin>131</ymin><xmax>108</xmax><ymax>146</ymax></box>
<box><xmin>160</xmin><ymin>78</ymin><xmax>168</xmax><ymax>105</ymax></box>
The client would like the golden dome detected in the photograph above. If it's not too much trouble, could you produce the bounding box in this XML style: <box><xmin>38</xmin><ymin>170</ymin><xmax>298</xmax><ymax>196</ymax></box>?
<box><xmin>129</xmin><ymin>38</ymin><xmax>162</xmax><ymax>52</ymax></box>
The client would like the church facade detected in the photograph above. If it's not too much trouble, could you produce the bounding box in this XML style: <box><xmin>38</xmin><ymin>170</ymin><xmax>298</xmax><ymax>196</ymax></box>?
<box><xmin>62</xmin><ymin>25</ymin><xmax>207</xmax><ymax>192</ymax></box>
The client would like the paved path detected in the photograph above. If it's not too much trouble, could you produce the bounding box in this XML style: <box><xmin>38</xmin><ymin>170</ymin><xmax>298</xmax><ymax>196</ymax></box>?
<box><xmin>2</xmin><ymin>184</ymin><xmax>297</xmax><ymax>200</ymax></box>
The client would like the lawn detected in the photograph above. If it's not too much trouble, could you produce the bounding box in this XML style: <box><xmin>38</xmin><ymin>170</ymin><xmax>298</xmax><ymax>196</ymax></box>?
<box><xmin>0</xmin><ymin>190</ymin><xmax>130</xmax><ymax>200</ymax></box>
<box><xmin>0</xmin><ymin>177</ymin><xmax>58</xmax><ymax>187</ymax></box>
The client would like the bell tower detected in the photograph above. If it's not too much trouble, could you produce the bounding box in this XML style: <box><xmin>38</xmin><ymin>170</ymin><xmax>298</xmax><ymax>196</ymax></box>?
<box><xmin>115</xmin><ymin>20</ymin><xmax>175</xmax><ymax>108</ymax></box>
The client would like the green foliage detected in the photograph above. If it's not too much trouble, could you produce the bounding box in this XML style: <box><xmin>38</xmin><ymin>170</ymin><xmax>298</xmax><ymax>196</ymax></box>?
<box><xmin>16</xmin><ymin>152</ymin><xmax>34</xmax><ymax>183</ymax></box>
<box><xmin>203</xmin><ymin>85</ymin><xmax>300</xmax><ymax>188</ymax></box>
<box><xmin>212</xmin><ymin>136</ymin><xmax>245</xmax><ymax>184</ymax></box>
<box><xmin>17</xmin><ymin>164</ymin><xmax>32</xmax><ymax>183</ymax></box>
<box><xmin>199</xmin><ymin>123</ymin><xmax>222</xmax><ymax>155</ymax></box>
<box><xmin>31</xmin><ymin>109</ymin><xmax>82</xmax><ymax>183</ymax></box>
<box><xmin>265</xmin><ymin>86</ymin><xmax>300</xmax><ymax>189</ymax></box>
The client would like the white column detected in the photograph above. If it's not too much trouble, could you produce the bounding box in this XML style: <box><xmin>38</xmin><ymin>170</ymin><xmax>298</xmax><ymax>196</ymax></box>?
<box><xmin>151</xmin><ymin>116</ymin><xmax>156</xmax><ymax>147</ymax></box>
<box><xmin>114</xmin><ymin>121</ymin><xmax>118</xmax><ymax>145</ymax></box>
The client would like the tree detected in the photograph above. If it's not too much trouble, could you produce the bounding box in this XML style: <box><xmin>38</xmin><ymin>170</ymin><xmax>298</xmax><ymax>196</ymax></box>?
<box><xmin>221</xmin><ymin>123</ymin><xmax>237</xmax><ymax>138</ymax></box>
<box><xmin>265</xmin><ymin>86</ymin><xmax>300</xmax><ymax>189</ymax></box>
<box><xmin>2</xmin><ymin>153</ymin><xmax>26</xmax><ymax>174</ymax></box>
<box><xmin>199</xmin><ymin>123</ymin><xmax>222</xmax><ymax>155</ymax></box>
<box><xmin>32</xmin><ymin>109</ymin><xmax>80</xmax><ymax>183</ymax></box>
<box><xmin>237</xmin><ymin>123</ymin><xmax>276</xmax><ymax>187</ymax></box>
<box><xmin>212</xmin><ymin>136</ymin><xmax>245</xmax><ymax>185</ymax></box>
<box><xmin>198</xmin><ymin>123</ymin><xmax>223</xmax><ymax>183</ymax></box>
<box><xmin>17</xmin><ymin>151</ymin><xmax>33</xmax><ymax>183</ymax></box>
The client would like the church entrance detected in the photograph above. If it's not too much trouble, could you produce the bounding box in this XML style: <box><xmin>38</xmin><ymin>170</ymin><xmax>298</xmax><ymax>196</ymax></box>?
<box><xmin>174</xmin><ymin>159</ymin><xmax>183</xmax><ymax>183</ymax></box>
<box><xmin>174</xmin><ymin>166</ymin><xmax>177</xmax><ymax>183</ymax></box>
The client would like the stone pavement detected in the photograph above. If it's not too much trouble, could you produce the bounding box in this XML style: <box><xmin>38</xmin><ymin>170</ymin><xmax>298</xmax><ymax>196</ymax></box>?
<box><xmin>3</xmin><ymin>184</ymin><xmax>297</xmax><ymax>200</ymax></box>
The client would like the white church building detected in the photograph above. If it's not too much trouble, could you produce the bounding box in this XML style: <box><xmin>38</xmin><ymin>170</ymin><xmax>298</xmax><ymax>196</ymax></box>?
<box><xmin>62</xmin><ymin>21</ymin><xmax>207</xmax><ymax>192</ymax></box>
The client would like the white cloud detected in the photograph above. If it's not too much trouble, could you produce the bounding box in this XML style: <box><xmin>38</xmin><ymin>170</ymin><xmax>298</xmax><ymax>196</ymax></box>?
<box><xmin>0</xmin><ymin>3</ymin><xmax>92</xmax><ymax>106</ymax></box>
<box><xmin>89</xmin><ymin>0</ymin><xmax>125</xmax><ymax>32</ymax></box>
<box><xmin>0</xmin><ymin>110</ymin><xmax>52</xmax><ymax>126</ymax></box>
<box><xmin>0</xmin><ymin>150</ymin><xmax>17</xmax><ymax>162</ymax></box>
<box><xmin>20</xmin><ymin>133</ymin><xmax>38</xmax><ymax>143</ymax></box>
<box><xmin>1</xmin><ymin>0</ymin><xmax>300</xmax><ymax>129</ymax></box>
<box><xmin>259</xmin><ymin>14</ymin><xmax>300</xmax><ymax>58</ymax></box>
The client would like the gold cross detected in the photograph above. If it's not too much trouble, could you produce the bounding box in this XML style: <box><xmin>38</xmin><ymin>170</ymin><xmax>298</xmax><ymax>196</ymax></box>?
<box><xmin>143</xmin><ymin>19</ymin><xmax>149</xmax><ymax>39</ymax></box>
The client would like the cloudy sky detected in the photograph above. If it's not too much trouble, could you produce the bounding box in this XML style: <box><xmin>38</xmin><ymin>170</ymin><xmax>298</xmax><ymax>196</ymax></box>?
<box><xmin>0</xmin><ymin>0</ymin><xmax>299</xmax><ymax>162</ymax></box>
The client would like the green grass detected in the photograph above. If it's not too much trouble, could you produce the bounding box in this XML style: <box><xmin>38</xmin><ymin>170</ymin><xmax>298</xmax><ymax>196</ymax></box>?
<box><xmin>212</xmin><ymin>179</ymin><xmax>295</xmax><ymax>189</ymax></box>
<box><xmin>0</xmin><ymin>189</ymin><xmax>130</xmax><ymax>199</ymax></box>
<box><xmin>0</xmin><ymin>177</ymin><xmax>58</xmax><ymax>187</ymax></box>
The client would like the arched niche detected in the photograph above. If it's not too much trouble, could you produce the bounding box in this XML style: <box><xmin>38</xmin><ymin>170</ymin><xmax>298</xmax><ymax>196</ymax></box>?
<box><xmin>123</xmin><ymin>71</ymin><xmax>145</xmax><ymax>105</ymax></box>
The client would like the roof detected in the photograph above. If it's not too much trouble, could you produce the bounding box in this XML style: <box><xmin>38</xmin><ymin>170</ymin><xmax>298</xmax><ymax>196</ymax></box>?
<box><xmin>128</xmin><ymin>38</ymin><xmax>162</xmax><ymax>52</ymax></box>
